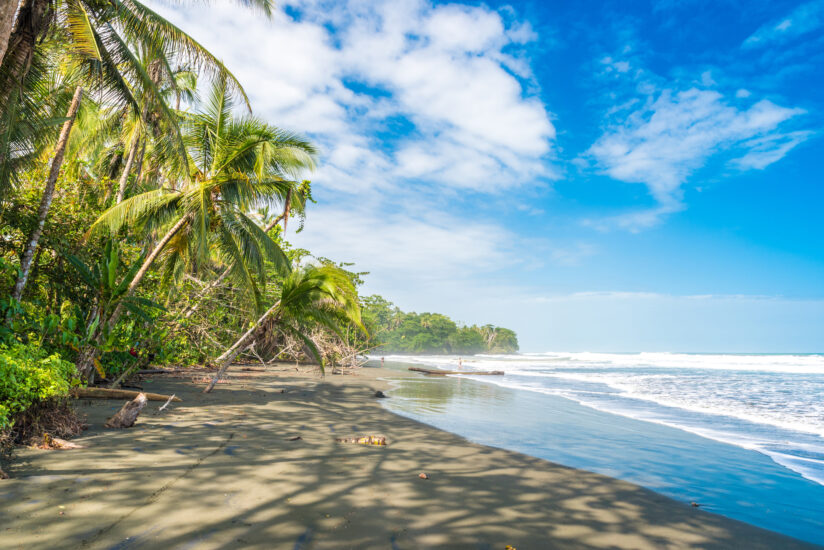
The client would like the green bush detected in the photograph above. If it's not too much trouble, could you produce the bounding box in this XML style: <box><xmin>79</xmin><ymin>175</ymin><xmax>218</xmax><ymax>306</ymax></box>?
<box><xmin>0</xmin><ymin>343</ymin><xmax>77</xmax><ymax>430</ymax></box>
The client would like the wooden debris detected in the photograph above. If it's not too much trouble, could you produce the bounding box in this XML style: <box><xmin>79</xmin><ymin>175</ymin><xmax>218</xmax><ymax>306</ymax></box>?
<box><xmin>137</xmin><ymin>367</ymin><xmax>218</xmax><ymax>375</ymax></box>
<box><xmin>158</xmin><ymin>394</ymin><xmax>177</xmax><ymax>412</ymax></box>
<box><xmin>135</xmin><ymin>368</ymin><xmax>171</xmax><ymax>375</ymax></box>
<box><xmin>72</xmin><ymin>387</ymin><xmax>181</xmax><ymax>402</ymax></box>
<box><xmin>0</xmin><ymin>467</ymin><xmax>8</xmax><ymax>480</ymax></box>
<box><xmin>35</xmin><ymin>434</ymin><xmax>84</xmax><ymax>450</ymax></box>
<box><xmin>335</xmin><ymin>435</ymin><xmax>387</xmax><ymax>446</ymax></box>
<box><xmin>104</xmin><ymin>393</ymin><xmax>148</xmax><ymax>428</ymax></box>
<box><xmin>286</xmin><ymin>435</ymin><xmax>302</xmax><ymax>441</ymax></box>
<box><xmin>408</xmin><ymin>367</ymin><xmax>504</xmax><ymax>376</ymax></box>
<box><xmin>48</xmin><ymin>436</ymin><xmax>84</xmax><ymax>450</ymax></box>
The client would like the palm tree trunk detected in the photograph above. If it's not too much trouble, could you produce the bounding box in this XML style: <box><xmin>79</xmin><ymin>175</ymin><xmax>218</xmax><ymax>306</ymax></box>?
<box><xmin>11</xmin><ymin>86</ymin><xmax>83</xmax><ymax>302</ymax></box>
<box><xmin>0</xmin><ymin>0</ymin><xmax>49</xmax><ymax>109</ymax></box>
<box><xmin>281</xmin><ymin>186</ymin><xmax>292</xmax><ymax>232</ymax></box>
<box><xmin>105</xmin><ymin>215</ymin><xmax>189</xmax><ymax>332</ymax></box>
<box><xmin>75</xmin><ymin>301</ymin><xmax>102</xmax><ymax>381</ymax></box>
<box><xmin>204</xmin><ymin>300</ymin><xmax>280</xmax><ymax>393</ymax></box>
<box><xmin>0</xmin><ymin>0</ymin><xmax>20</xmax><ymax>65</ymax></box>
<box><xmin>115</xmin><ymin>137</ymin><xmax>140</xmax><ymax>203</ymax></box>
<box><xmin>134</xmin><ymin>140</ymin><xmax>146</xmax><ymax>185</ymax></box>
<box><xmin>75</xmin><ymin>344</ymin><xmax>99</xmax><ymax>383</ymax></box>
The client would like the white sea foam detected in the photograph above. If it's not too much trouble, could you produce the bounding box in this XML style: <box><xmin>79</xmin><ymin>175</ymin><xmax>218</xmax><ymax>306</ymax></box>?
<box><xmin>386</xmin><ymin>352</ymin><xmax>824</xmax><ymax>486</ymax></box>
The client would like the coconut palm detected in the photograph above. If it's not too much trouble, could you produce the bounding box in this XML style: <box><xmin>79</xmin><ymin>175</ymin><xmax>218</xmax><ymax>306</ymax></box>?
<box><xmin>0</xmin><ymin>0</ymin><xmax>270</xmax><ymax>112</ymax></box>
<box><xmin>205</xmin><ymin>264</ymin><xmax>366</xmax><ymax>392</ymax></box>
<box><xmin>4</xmin><ymin>0</ymin><xmax>267</xmax><ymax>301</ymax></box>
<box><xmin>176</xmin><ymin>178</ymin><xmax>314</xmax><ymax>322</ymax></box>
<box><xmin>82</xmin><ymin>75</ymin><xmax>316</xmax><ymax>379</ymax></box>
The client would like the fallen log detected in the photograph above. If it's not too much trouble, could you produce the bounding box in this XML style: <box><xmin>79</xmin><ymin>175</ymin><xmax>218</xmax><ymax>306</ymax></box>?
<box><xmin>408</xmin><ymin>367</ymin><xmax>504</xmax><ymax>376</ymax></box>
<box><xmin>72</xmin><ymin>387</ymin><xmax>181</xmax><ymax>402</ymax></box>
<box><xmin>105</xmin><ymin>393</ymin><xmax>147</xmax><ymax>428</ymax></box>
<box><xmin>137</xmin><ymin>367</ymin><xmax>217</xmax><ymax>375</ymax></box>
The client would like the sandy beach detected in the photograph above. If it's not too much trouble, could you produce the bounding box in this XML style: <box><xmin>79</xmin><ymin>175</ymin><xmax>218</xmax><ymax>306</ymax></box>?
<box><xmin>0</xmin><ymin>364</ymin><xmax>816</xmax><ymax>549</ymax></box>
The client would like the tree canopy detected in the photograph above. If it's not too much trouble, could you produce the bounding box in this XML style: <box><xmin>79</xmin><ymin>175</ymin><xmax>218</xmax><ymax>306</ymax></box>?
<box><xmin>361</xmin><ymin>296</ymin><xmax>519</xmax><ymax>355</ymax></box>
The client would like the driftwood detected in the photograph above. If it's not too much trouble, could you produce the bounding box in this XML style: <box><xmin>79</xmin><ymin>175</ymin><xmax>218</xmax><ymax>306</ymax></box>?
<box><xmin>135</xmin><ymin>368</ymin><xmax>171</xmax><ymax>375</ymax></box>
<box><xmin>137</xmin><ymin>366</ymin><xmax>218</xmax><ymax>375</ymax></box>
<box><xmin>37</xmin><ymin>435</ymin><xmax>84</xmax><ymax>450</ymax></box>
<box><xmin>408</xmin><ymin>367</ymin><xmax>504</xmax><ymax>376</ymax></box>
<box><xmin>72</xmin><ymin>387</ymin><xmax>181</xmax><ymax>402</ymax></box>
<box><xmin>105</xmin><ymin>393</ymin><xmax>147</xmax><ymax>428</ymax></box>
<box><xmin>158</xmin><ymin>394</ymin><xmax>176</xmax><ymax>412</ymax></box>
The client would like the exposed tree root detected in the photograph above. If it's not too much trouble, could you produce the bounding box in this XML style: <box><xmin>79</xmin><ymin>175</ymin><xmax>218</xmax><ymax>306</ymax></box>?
<box><xmin>6</xmin><ymin>399</ymin><xmax>86</xmax><ymax>448</ymax></box>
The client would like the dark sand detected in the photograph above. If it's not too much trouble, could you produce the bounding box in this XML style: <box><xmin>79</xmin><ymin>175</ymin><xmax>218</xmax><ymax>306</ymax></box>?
<box><xmin>0</xmin><ymin>364</ymin><xmax>817</xmax><ymax>549</ymax></box>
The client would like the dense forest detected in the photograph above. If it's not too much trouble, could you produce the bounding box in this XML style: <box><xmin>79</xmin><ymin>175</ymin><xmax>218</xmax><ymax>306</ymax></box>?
<box><xmin>361</xmin><ymin>296</ymin><xmax>518</xmax><ymax>354</ymax></box>
<box><xmin>0</xmin><ymin>0</ymin><xmax>516</xmax><ymax>456</ymax></box>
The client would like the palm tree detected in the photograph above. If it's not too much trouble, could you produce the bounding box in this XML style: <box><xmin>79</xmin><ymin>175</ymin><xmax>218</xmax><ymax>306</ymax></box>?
<box><xmin>4</xmin><ymin>0</ymin><xmax>264</xmax><ymax>301</ymax></box>
<box><xmin>176</xmin><ymin>179</ymin><xmax>314</xmax><ymax>322</ymax></box>
<box><xmin>83</xmin><ymin>76</ymin><xmax>316</xmax><ymax>378</ymax></box>
<box><xmin>0</xmin><ymin>0</ymin><xmax>271</xmax><ymax>111</ymax></box>
<box><xmin>205</xmin><ymin>264</ymin><xmax>366</xmax><ymax>392</ymax></box>
<box><xmin>0</xmin><ymin>1</ymin><xmax>20</xmax><ymax>63</ymax></box>
<box><xmin>10</xmin><ymin>83</ymin><xmax>85</xmax><ymax>302</ymax></box>
<box><xmin>66</xmin><ymin>239</ymin><xmax>164</xmax><ymax>380</ymax></box>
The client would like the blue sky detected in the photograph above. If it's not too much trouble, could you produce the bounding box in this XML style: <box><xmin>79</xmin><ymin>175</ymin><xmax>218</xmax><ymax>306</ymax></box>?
<box><xmin>152</xmin><ymin>0</ymin><xmax>823</xmax><ymax>352</ymax></box>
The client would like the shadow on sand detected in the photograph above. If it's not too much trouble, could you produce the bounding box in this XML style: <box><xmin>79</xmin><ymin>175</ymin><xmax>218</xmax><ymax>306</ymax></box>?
<box><xmin>0</xmin><ymin>366</ymin><xmax>817</xmax><ymax>549</ymax></box>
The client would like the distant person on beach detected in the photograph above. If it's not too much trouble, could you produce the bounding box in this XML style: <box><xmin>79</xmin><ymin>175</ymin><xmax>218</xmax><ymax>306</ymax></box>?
<box><xmin>458</xmin><ymin>357</ymin><xmax>463</xmax><ymax>369</ymax></box>
<box><xmin>381</xmin><ymin>357</ymin><xmax>385</xmax><ymax>366</ymax></box>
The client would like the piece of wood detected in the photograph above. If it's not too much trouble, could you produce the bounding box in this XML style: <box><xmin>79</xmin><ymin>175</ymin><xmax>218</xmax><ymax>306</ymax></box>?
<box><xmin>72</xmin><ymin>387</ymin><xmax>181</xmax><ymax>402</ymax></box>
<box><xmin>40</xmin><ymin>436</ymin><xmax>84</xmax><ymax>450</ymax></box>
<box><xmin>158</xmin><ymin>394</ymin><xmax>176</xmax><ymax>412</ymax></box>
<box><xmin>408</xmin><ymin>367</ymin><xmax>504</xmax><ymax>376</ymax></box>
<box><xmin>105</xmin><ymin>393</ymin><xmax>148</xmax><ymax>428</ymax></box>
<box><xmin>136</xmin><ymin>369</ymin><xmax>171</xmax><ymax>375</ymax></box>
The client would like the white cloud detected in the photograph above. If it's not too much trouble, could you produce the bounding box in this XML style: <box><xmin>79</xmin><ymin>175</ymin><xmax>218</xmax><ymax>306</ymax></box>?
<box><xmin>733</xmin><ymin>131</ymin><xmax>812</xmax><ymax>170</ymax></box>
<box><xmin>147</xmin><ymin>0</ymin><xmax>565</xmax><ymax>329</ymax></box>
<box><xmin>290</xmin><ymin>207</ymin><xmax>516</xmax><ymax>287</ymax></box>
<box><xmin>588</xmin><ymin>88</ymin><xmax>807</xmax><ymax>229</ymax></box>
<box><xmin>743</xmin><ymin>0</ymin><xmax>824</xmax><ymax>49</ymax></box>
<box><xmin>151</xmin><ymin>0</ymin><xmax>555</xmax><ymax>195</ymax></box>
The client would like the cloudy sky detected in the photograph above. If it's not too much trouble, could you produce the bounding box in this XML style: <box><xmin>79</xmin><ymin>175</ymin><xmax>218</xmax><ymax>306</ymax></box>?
<box><xmin>150</xmin><ymin>0</ymin><xmax>823</xmax><ymax>352</ymax></box>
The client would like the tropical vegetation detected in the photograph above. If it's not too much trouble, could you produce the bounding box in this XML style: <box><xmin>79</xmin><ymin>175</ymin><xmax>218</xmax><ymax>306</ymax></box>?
<box><xmin>360</xmin><ymin>296</ymin><xmax>519</xmax><ymax>355</ymax></box>
<box><xmin>0</xmin><ymin>1</ymin><xmax>517</xmax><ymax>450</ymax></box>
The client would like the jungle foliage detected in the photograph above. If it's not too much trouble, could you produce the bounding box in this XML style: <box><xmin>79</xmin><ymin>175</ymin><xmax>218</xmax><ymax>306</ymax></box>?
<box><xmin>360</xmin><ymin>295</ymin><xmax>519</xmax><ymax>355</ymax></box>
<box><xmin>0</xmin><ymin>0</ymin><xmax>519</xmax><ymax>434</ymax></box>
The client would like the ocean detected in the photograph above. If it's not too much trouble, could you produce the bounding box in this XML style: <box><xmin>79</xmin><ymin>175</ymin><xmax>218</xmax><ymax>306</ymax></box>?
<box><xmin>378</xmin><ymin>352</ymin><xmax>824</xmax><ymax>545</ymax></box>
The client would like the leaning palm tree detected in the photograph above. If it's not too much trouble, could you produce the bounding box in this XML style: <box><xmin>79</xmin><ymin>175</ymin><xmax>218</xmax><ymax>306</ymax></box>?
<box><xmin>81</xmin><ymin>76</ymin><xmax>316</xmax><ymax>379</ymax></box>
<box><xmin>204</xmin><ymin>264</ymin><xmax>366</xmax><ymax>392</ymax></box>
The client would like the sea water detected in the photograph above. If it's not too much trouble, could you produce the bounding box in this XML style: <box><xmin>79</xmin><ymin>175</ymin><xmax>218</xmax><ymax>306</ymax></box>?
<box><xmin>379</xmin><ymin>352</ymin><xmax>824</xmax><ymax>544</ymax></box>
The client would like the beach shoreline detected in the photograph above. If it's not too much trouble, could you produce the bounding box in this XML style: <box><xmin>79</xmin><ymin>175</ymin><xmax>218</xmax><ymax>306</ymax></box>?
<box><xmin>0</xmin><ymin>364</ymin><xmax>817</xmax><ymax>549</ymax></box>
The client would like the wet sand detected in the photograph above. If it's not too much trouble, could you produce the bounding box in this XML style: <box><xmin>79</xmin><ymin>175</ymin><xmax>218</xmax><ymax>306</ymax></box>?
<box><xmin>0</xmin><ymin>364</ymin><xmax>817</xmax><ymax>549</ymax></box>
